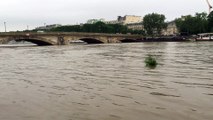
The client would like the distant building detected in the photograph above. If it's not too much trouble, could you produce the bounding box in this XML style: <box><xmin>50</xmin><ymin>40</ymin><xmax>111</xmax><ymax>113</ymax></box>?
<box><xmin>104</xmin><ymin>20</ymin><xmax>119</xmax><ymax>24</ymax></box>
<box><xmin>126</xmin><ymin>23</ymin><xmax>144</xmax><ymax>30</ymax></box>
<box><xmin>161</xmin><ymin>15</ymin><xmax>190</xmax><ymax>35</ymax></box>
<box><xmin>35</xmin><ymin>24</ymin><xmax>61</xmax><ymax>30</ymax></box>
<box><xmin>118</xmin><ymin>15</ymin><xmax>143</xmax><ymax>25</ymax></box>
<box><xmin>162</xmin><ymin>21</ymin><xmax>179</xmax><ymax>35</ymax></box>
<box><xmin>104</xmin><ymin>15</ymin><xmax>143</xmax><ymax>25</ymax></box>
<box><xmin>87</xmin><ymin>18</ymin><xmax>105</xmax><ymax>24</ymax></box>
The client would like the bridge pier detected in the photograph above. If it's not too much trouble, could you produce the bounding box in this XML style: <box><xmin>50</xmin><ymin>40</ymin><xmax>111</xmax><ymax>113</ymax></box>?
<box><xmin>57</xmin><ymin>36</ymin><xmax>66</xmax><ymax>45</ymax></box>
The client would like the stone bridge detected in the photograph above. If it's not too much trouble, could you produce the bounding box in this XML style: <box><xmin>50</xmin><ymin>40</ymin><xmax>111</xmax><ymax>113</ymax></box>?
<box><xmin>0</xmin><ymin>32</ymin><xmax>143</xmax><ymax>46</ymax></box>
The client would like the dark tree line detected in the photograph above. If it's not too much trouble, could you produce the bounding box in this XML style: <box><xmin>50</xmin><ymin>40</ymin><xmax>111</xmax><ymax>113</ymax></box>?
<box><xmin>48</xmin><ymin>22</ymin><xmax>145</xmax><ymax>35</ymax></box>
<box><xmin>208</xmin><ymin>11</ymin><xmax>213</xmax><ymax>32</ymax></box>
<box><xmin>175</xmin><ymin>12</ymin><xmax>213</xmax><ymax>35</ymax></box>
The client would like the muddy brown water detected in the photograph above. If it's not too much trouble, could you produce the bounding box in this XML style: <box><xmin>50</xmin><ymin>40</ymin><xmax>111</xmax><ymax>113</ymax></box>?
<box><xmin>0</xmin><ymin>42</ymin><xmax>213</xmax><ymax>120</ymax></box>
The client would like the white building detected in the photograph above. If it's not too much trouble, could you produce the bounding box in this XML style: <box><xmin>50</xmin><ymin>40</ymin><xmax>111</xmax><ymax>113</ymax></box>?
<box><xmin>162</xmin><ymin>21</ymin><xmax>179</xmax><ymax>35</ymax></box>
<box><xmin>118</xmin><ymin>15</ymin><xmax>143</xmax><ymax>25</ymax></box>
<box><xmin>104</xmin><ymin>20</ymin><xmax>119</xmax><ymax>24</ymax></box>
<box><xmin>104</xmin><ymin>15</ymin><xmax>143</xmax><ymax>25</ymax></box>
<box><xmin>127</xmin><ymin>23</ymin><xmax>144</xmax><ymax>30</ymax></box>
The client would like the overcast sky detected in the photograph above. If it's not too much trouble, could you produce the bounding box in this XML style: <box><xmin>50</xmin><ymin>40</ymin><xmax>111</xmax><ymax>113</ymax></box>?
<box><xmin>0</xmin><ymin>0</ymin><xmax>211</xmax><ymax>31</ymax></box>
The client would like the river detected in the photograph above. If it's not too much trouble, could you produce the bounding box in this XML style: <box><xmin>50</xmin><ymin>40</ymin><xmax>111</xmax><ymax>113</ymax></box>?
<box><xmin>0</xmin><ymin>42</ymin><xmax>213</xmax><ymax>120</ymax></box>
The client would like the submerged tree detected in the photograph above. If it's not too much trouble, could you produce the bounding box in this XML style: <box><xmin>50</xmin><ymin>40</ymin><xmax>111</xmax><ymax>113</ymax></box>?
<box><xmin>145</xmin><ymin>55</ymin><xmax>158</xmax><ymax>68</ymax></box>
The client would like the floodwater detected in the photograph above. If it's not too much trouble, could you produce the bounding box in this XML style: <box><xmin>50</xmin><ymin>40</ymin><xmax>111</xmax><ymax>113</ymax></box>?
<box><xmin>0</xmin><ymin>42</ymin><xmax>213</xmax><ymax>120</ymax></box>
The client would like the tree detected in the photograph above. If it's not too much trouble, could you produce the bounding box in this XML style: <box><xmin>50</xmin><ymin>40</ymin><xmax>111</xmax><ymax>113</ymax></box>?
<box><xmin>195</xmin><ymin>12</ymin><xmax>208</xmax><ymax>33</ymax></box>
<box><xmin>208</xmin><ymin>11</ymin><xmax>213</xmax><ymax>32</ymax></box>
<box><xmin>49</xmin><ymin>21</ymin><xmax>144</xmax><ymax>35</ymax></box>
<box><xmin>175</xmin><ymin>12</ymin><xmax>208</xmax><ymax>35</ymax></box>
<box><xmin>143</xmin><ymin>13</ymin><xmax>167</xmax><ymax>36</ymax></box>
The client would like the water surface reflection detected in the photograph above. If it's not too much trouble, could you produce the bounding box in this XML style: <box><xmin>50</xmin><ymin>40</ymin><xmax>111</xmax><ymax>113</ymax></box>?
<box><xmin>0</xmin><ymin>42</ymin><xmax>213</xmax><ymax>120</ymax></box>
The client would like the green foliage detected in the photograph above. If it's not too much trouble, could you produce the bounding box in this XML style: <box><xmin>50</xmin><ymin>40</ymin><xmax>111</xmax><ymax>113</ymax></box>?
<box><xmin>143</xmin><ymin>13</ymin><xmax>167</xmax><ymax>36</ymax></box>
<box><xmin>145</xmin><ymin>55</ymin><xmax>157</xmax><ymax>68</ymax></box>
<box><xmin>51</xmin><ymin>25</ymin><xmax>82</xmax><ymax>32</ymax></box>
<box><xmin>175</xmin><ymin>12</ymin><xmax>208</xmax><ymax>35</ymax></box>
<box><xmin>50</xmin><ymin>22</ymin><xmax>144</xmax><ymax>35</ymax></box>
<box><xmin>208</xmin><ymin>11</ymin><xmax>213</xmax><ymax>32</ymax></box>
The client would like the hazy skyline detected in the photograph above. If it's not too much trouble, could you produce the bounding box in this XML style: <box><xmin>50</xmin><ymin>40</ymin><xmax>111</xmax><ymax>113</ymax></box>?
<box><xmin>0</xmin><ymin>0</ymin><xmax>211</xmax><ymax>32</ymax></box>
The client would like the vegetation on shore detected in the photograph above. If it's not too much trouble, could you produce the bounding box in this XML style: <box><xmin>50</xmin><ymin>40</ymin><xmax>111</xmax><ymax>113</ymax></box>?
<box><xmin>48</xmin><ymin>22</ymin><xmax>145</xmax><ymax>35</ymax></box>
<box><xmin>175</xmin><ymin>11</ymin><xmax>213</xmax><ymax>35</ymax></box>
<box><xmin>30</xmin><ymin>11</ymin><xmax>213</xmax><ymax>36</ymax></box>
<box><xmin>143</xmin><ymin>13</ymin><xmax>167</xmax><ymax>36</ymax></box>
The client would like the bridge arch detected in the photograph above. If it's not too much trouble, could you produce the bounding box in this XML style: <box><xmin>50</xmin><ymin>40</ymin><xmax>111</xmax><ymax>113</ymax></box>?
<box><xmin>119</xmin><ymin>38</ymin><xmax>142</xmax><ymax>43</ymax></box>
<box><xmin>78</xmin><ymin>38</ymin><xmax>104</xmax><ymax>44</ymax></box>
<box><xmin>6</xmin><ymin>37</ymin><xmax>57</xmax><ymax>46</ymax></box>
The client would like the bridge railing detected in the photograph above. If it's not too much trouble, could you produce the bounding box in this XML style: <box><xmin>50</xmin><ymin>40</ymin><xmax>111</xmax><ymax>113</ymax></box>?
<box><xmin>0</xmin><ymin>32</ymin><xmax>143</xmax><ymax>37</ymax></box>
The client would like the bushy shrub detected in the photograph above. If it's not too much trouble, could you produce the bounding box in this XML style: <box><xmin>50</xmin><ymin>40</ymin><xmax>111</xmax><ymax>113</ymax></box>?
<box><xmin>145</xmin><ymin>55</ymin><xmax>157</xmax><ymax>68</ymax></box>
